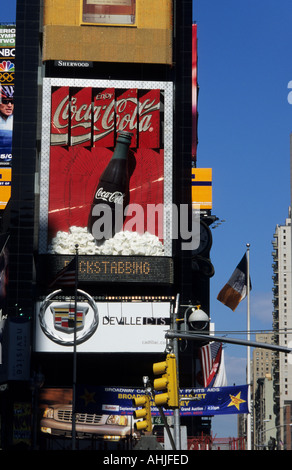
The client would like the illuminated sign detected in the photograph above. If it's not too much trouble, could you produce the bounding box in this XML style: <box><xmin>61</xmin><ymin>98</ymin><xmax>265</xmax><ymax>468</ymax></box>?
<box><xmin>0</xmin><ymin>48</ymin><xmax>15</xmax><ymax>57</ymax></box>
<box><xmin>0</xmin><ymin>26</ymin><xmax>16</xmax><ymax>47</ymax></box>
<box><xmin>0</xmin><ymin>168</ymin><xmax>11</xmax><ymax>209</ymax></box>
<box><xmin>192</xmin><ymin>168</ymin><xmax>212</xmax><ymax>211</ymax></box>
<box><xmin>0</xmin><ymin>25</ymin><xmax>15</xmax><ymax>85</ymax></box>
<box><xmin>35</xmin><ymin>296</ymin><xmax>171</xmax><ymax>353</ymax></box>
<box><xmin>39</xmin><ymin>78</ymin><xmax>173</xmax><ymax>259</ymax></box>
<box><xmin>0</xmin><ymin>26</ymin><xmax>15</xmax><ymax>211</ymax></box>
<box><xmin>38</xmin><ymin>255</ymin><xmax>174</xmax><ymax>284</ymax></box>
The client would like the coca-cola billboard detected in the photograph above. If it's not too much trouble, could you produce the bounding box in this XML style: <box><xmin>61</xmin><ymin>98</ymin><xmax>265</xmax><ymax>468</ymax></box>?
<box><xmin>50</xmin><ymin>86</ymin><xmax>160</xmax><ymax>149</ymax></box>
<box><xmin>39</xmin><ymin>78</ymin><xmax>173</xmax><ymax>257</ymax></box>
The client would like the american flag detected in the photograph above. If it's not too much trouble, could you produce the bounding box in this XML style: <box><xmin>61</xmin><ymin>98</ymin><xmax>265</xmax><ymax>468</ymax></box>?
<box><xmin>49</xmin><ymin>258</ymin><xmax>76</xmax><ymax>288</ymax></box>
<box><xmin>199</xmin><ymin>342</ymin><xmax>223</xmax><ymax>388</ymax></box>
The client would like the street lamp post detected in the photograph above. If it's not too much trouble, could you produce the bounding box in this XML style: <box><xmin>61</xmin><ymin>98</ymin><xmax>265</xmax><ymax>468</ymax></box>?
<box><xmin>170</xmin><ymin>298</ymin><xmax>210</xmax><ymax>451</ymax></box>
<box><xmin>172</xmin><ymin>294</ymin><xmax>181</xmax><ymax>451</ymax></box>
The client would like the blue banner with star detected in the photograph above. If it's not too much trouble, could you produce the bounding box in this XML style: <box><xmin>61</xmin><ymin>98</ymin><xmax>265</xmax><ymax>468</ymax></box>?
<box><xmin>180</xmin><ymin>385</ymin><xmax>249</xmax><ymax>416</ymax></box>
<box><xmin>76</xmin><ymin>384</ymin><xmax>249</xmax><ymax>416</ymax></box>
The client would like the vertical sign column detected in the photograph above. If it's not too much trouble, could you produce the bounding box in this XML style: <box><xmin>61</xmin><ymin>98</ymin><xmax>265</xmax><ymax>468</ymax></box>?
<box><xmin>71</xmin><ymin>87</ymin><xmax>92</xmax><ymax>147</ymax></box>
<box><xmin>50</xmin><ymin>86</ymin><xmax>69</xmax><ymax>146</ymax></box>
<box><xmin>93</xmin><ymin>88</ymin><xmax>115</xmax><ymax>147</ymax></box>
<box><xmin>0</xmin><ymin>25</ymin><xmax>16</xmax><ymax>208</ymax></box>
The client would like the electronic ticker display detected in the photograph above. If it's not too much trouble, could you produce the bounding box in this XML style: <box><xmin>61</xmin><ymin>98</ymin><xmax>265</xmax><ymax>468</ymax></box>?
<box><xmin>38</xmin><ymin>255</ymin><xmax>174</xmax><ymax>285</ymax></box>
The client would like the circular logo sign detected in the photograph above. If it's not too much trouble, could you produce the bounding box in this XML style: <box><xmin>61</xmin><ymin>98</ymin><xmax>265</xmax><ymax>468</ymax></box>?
<box><xmin>39</xmin><ymin>289</ymin><xmax>99</xmax><ymax>346</ymax></box>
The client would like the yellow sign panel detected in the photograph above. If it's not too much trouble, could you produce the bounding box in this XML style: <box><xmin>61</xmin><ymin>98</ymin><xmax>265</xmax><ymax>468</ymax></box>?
<box><xmin>43</xmin><ymin>0</ymin><xmax>173</xmax><ymax>64</ymax></box>
<box><xmin>192</xmin><ymin>168</ymin><xmax>212</xmax><ymax>210</ymax></box>
<box><xmin>0</xmin><ymin>168</ymin><xmax>11</xmax><ymax>210</ymax></box>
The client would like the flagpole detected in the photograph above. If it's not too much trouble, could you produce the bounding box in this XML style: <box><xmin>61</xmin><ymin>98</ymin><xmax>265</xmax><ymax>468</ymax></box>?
<box><xmin>246</xmin><ymin>243</ymin><xmax>251</xmax><ymax>450</ymax></box>
<box><xmin>72</xmin><ymin>244</ymin><xmax>79</xmax><ymax>450</ymax></box>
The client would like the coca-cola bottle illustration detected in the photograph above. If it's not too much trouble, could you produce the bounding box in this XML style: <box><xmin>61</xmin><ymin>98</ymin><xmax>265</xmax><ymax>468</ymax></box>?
<box><xmin>88</xmin><ymin>131</ymin><xmax>133</xmax><ymax>244</ymax></box>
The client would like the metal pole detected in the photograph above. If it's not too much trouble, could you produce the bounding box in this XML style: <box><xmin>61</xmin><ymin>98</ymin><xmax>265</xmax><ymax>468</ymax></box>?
<box><xmin>165</xmin><ymin>330</ymin><xmax>292</xmax><ymax>354</ymax></box>
<box><xmin>158</xmin><ymin>406</ymin><xmax>176</xmax><ymax>450</ymax></box>
<box><xmin>72</xmin><ymin>244</ymin><xmax>79</xmax><ymax>450</ymax></box>
<box><xmin>246</xmin><ymin>243</ymin><xmax>251</xmax><ymax>450</ymax></box>
<box><xmin>172</xmin><ymin>294</ymin><xmax>181</xmax><ymax>451</ymax></box>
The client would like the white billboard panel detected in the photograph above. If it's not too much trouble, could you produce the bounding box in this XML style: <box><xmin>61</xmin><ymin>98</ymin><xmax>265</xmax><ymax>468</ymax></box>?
<box><xmin>35</xmin><ymin>293</ymin><xmax>171</xmax><ymax>353</ymax></box>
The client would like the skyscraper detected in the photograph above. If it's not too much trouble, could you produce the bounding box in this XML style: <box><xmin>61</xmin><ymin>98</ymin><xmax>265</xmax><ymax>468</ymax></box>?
<box><xmin>272</xmin><ymin>208</ymin><xmax>292</xmax><ymax>449</ymax></box>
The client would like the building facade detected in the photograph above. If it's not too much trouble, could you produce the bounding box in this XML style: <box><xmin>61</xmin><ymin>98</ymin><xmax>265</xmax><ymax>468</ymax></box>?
<box><xmin>252</xmin><ymin>333</ymin><xmax>274</xmax><ymax>387</ymax></box>
<box><xmin>272</xmin><ymin>208</ymin><xmax>292</xmax><ymax>449</ymax></box>
<box><xmin>0</xmin><ymin>0</ymin><xmax>217</xmax><ymax>450</ymax></box>
<box><xmin>252</xmin><ymin>333</ymin><xmax>276</xmax><ymax>449</ymax></box>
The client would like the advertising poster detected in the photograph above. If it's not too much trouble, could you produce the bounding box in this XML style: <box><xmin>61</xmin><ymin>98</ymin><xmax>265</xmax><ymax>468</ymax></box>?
<box><xmin>39</xmin><ymin>78</ymin><xmax>173</xmax><ymax>258</ymax></box>
<box><xmin>37</xmin><ymin>79</ymin><xmax>173</xmax><ymax>353</ymax></box>
<box><xmin>0</xmin><ymin>25</ymin><xmax>15</xmax><ymax>174</ymax></box>
<box><xmin>0</xmin><ymin>167</ymin><xmax>11</xmax><ymax>210</ymax></box>
<box><xmin>35</xmin><ymin>297</ymin><xmax>171</xmax><ymax>353</ymax></box>
<box><xmin>0</xmin><ymin>86</ymin><xmax>13</xmax><ymax>163</ymax></box>
<box><xmin>75</xmin><ymin>384</ymin><xmax>249</xmax><ymax>417</ymax></box>
<box><xmin>38</xmin><ymin>385</ymin><xmax>248</xmax><ymax>441</ymax></box>
<box><xmin>192</xmin><ymin>168</ymin><xmax>212</xmax><ymax>211</ymax></box>
<box><xmin>39</xmin><ymin>385</ymin><xmax>249</xmax><ymax>423</ymax></box>
<box><xmin>39</xmin><ymin>387</ymin><xmax>134</xmax><ymax>439</ymax></box>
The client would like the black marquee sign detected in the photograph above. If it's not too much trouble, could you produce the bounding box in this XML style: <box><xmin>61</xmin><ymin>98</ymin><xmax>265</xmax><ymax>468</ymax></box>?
<box><xmin>38</xmin><ymin>255</ymin><xmax>174</xmax><ymax>285</ymax></box>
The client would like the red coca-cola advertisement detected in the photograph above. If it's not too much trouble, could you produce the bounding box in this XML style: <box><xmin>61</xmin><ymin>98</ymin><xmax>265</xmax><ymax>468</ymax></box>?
<box><xmin>116</xmin><ymin>88</ymin><xmax>137</xmax><ymax>147</ymax></box>
<box><xmin>93</xmin><ymin>87</ymin><xmax>115</xmax><ymax>147</ymax></box>
<box><xmin>70</xmin><ymin>87</ymin><xmax>92</xmax><ymax>147</ymax></box>
<box><xmin>41</xmin><ymin>79</ymin><xmax>173</xmax><ymax>257</ymax></box>
<box><xmin>50</xmin><ymin>86</ymin><xmax>69</xmax><ymax>146</ymax></box>
<box><xmin>139</xmin><ymin>89</ymin><xmax>160</xmax><ymax>149</ymax></box>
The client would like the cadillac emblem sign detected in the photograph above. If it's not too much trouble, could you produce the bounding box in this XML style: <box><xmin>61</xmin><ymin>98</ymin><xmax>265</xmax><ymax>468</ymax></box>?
<box><xmin>52</xmin><ymin>304</ymin><xmax>88</xmax><ymax>333</ymax></box>
<box><xmin>39</xmin><ymin>289</ymin><xmax>99</xmax><ymax>346</ymax></box>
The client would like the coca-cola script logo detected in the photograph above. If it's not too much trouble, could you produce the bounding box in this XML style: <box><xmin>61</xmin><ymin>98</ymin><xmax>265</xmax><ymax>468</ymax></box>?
<box><xmin>95</xmin><ymin>187</ymin><xmax>125</xmax><ymax>205</ymax></box>
<box><xmin>51</xmin><ymin>87</ymin><xmax>161</xmax><ymax>148</ymax></box>
<box><xmin>94</xmin><ymin>96</ymin><xmax>160</xmax><ymax>138</ymax></box>
<box><xmin>53</xmin><ymin>95</ymin><xmax>69</xmax><ymax>131</ymax></box>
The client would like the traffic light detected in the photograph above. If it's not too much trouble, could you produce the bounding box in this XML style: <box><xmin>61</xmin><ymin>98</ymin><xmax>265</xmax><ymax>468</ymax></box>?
<box><xmin>153</xmin><ymin>353</ymin><xmax>179</xmax><ymax>409</ymax></box>
<box><xmin>132</xmin><ymin>394</ymin><xmax>152</xmax><ymax>432</ymax></box>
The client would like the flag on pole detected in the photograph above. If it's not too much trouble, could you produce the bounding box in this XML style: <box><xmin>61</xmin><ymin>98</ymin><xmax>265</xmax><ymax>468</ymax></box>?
<box><xmin>213</xmin><ymin>347</ymin><xmax>227</xmax><ymax>387</ymax></box>
<box><xmin>198</xmin><ymin>342</ymin><xmax>227</xmax><ymax>388</ymax></box>
<box><xmin>217</xmin><ymin>253</ymin><xmax>251</xmax><ymax>311</ymax></box>
<box><xmin>49</xmin><ymin>258</ymin><xmax>76</xmax><ymax>288</ymax></box>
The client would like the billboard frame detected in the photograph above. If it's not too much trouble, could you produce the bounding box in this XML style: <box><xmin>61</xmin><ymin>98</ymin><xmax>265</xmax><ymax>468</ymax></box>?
<box><xmin>39</xmin><ymin>78</ymin><xmax>174</xmax><ymax>256</ymax></box>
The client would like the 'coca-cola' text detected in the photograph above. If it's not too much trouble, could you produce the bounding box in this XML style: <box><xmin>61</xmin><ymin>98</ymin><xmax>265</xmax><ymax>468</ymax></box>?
<box><xmin>51</xmin><ymin>87</ymin><xmax>161</xmax><ymax>148</ymax></box>
<box><xmin>95</xmin><ymin>187</ymin><xmax>125</xmax><ymax>205</ymax></box>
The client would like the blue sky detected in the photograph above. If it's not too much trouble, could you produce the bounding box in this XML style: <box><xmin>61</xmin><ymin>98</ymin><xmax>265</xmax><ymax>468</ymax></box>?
<box><xmin>0</xmin><ymin>0</ymin><xmax>16</xmax><ymax>23</ymax></box>
<box><xmin>2</xmin><ymin>0</ymin><xmax>292</xmax><ymax>438</ymax></box>
<box><xmin>194</xmin><ymin>0</ymin><xmax>292</xmax><ymax>436</ymax></box>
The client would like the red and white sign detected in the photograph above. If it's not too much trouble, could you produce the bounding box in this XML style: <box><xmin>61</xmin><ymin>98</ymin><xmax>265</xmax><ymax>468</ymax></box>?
<box><xmin>138</xmin><ymin>89</ymin><xmax>160</xmax><ymax>148</ymax></box>
<box><xmin>70</xmin><ymin>87</ymin><xmax>92</xmax><ymax>147</ymax></box>
<box><xmin>41</xmin><ymin>79</ymin><xmax>173</xmax><ymax>256</ymax></box>
<box><xmin>51</xmin><ymin>86</ymin><xmax>161</xmax><ymax>150</ymax></box>
<box><xmin>116</xmin><ymin>88</ymin><xmax>138</xmax><ymax>147</ymax></box>
<box><xmin>50</xmin><ymin>86</ymin><xmax>69</xmax><ymax>146</ymax></box>
<box><xmin>93</xmin><ymin>87</ymin><xmax>115</xmax><ymax>147</ymax></box>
